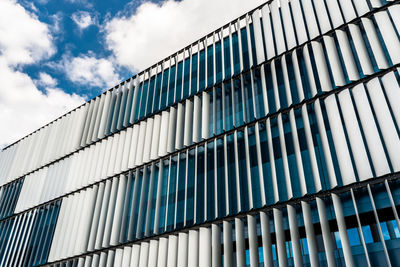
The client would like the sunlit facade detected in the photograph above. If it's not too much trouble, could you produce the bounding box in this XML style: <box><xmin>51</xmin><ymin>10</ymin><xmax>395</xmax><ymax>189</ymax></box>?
<box><xmin>1</xmin><ymin>0</ymin><xmax>400</xmax><ymax>266</ymax></box>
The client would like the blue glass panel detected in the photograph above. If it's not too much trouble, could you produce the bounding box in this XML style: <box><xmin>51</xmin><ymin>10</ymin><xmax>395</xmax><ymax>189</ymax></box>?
<box><xmin>258</xmin><ymin>122</ymin><xmax>275</xmax><ymax>205</ymax></box>
<box><xmin>130</xmin><ymin>170</ymin><xmax>143</xmax><ymax>239</ymax></box>
<box><xmin>158</xmin><ymin>160</ymin><xmax>169</xmax><ymax>233</ymax></box>
<box><xmin>208</xmin><ymin>91</ymin><xmax>214</xmax><ymax>137</ymax></box>
<box><xmin>167</xmin><ymin>65</ymin><xmax>176</xmax><ymax>107</ymax></box>
<box><xmin>232</xmin><ymin>32</ymin><xmax>241</xmax><ymax>75</ymax></box>
<box><xmin>22</xmin><ymin>201</ymin><xmax>60</xmax><ymax>267</ymax></box>
<box><xmin>319</xmin><ymin>101</ymin><xmax>343</xmax><ymax>187</ymax></box>
<box><xmin>264</xmin><ymin>63</ymin><xmax>277</xmax><ymax>114</ymax></box>
<box><xmin>249</xmin><ymin>24</ymin><xmax>257</xmax><ymax>66</ymax></box>
<box><xmin>253</xmin><ymin>69</ymin><xmax>266</xmax><ymax>119</ymax></box>
<box><xmin>237</xmin><ymin>130</ymin><xmax>249</xmax><ymax>211</ymax></box>
<box><xmin>243</xmin><ymin>73</ymin><xmax>255</xmax><ymax>122</ymax></box>
<box><xmin>149</xmin><ymin>164</ymin><xmax>159</xmax><ymax>235</ymax></box>
<box><xmin>226</xmin><ymin>133</ymin><xmax>238</xmax><ymax>214</ymax></box>
<box><xmin>307</xmin><ymin>45</ymin><xmax>323</xmax><ymax>95</ymax></box>
<box><xmin>248</xmin><ymin>126</ymin><xmax>262</xmax><ymax>208</ymax></box>
<box><xmin>199</xmin><ymin>50</ymin><xmax>206</xmax><ymax>91</ymax></box>
<box><xmin>282</xmin><ymin>113</ymin><xmax>301</xmax><ymax>198</ymax></box>
<box><xmin>191</xmin><ymin>53</ymin><xmax>198</xmax><ymax>96</ymax></box>
<box><xmin>0</xmin><ymin>178</ymin><xmax>23</xmax><ymax>219</ymax></box>
<box><xmin>160</xmin><ymin>69</ymin><xmax>170</xmax><ymax>110</ymax></box>
<box><xmin>106</xmin><ymin>93</ymin><xmax>117</xmax><ymax>133</ymax></box>
<box><xmin>176</xmin><ymin>153</ymin><xmax>186</xmax><ymax>228</ymax></box>
<box><xmin>307</xmin><ymin>104</ymin><xmax>332</xmax><ymax>190</ymax></box>
<box><xmin>215</xmin><ymin>41</ymin><xmax>223</xmax><ymax>83</ymax></box>
<box><xmin>137</xmin><ymin>167</ymin><xmax>151</xmax><ymax>238</ymax></box>
<box><xmin>183</xmin><ymin>57</ymin><xmax>191</xmax><ymax>99</ymax></box>
<box><xmin>186</xmin><ymin>149</ymin><xmax>196</xmax><ymax>226</ymax></box>
<box><xmin>294</xmin><ymin>108</ymin><xmax>316</xmax><ymax>194</ymax></box>
<box><xmin>296</xmin><ymin>49</ymin><xmax>313</xmax><ymax>100</ymax></box>
<box><xmin>139</xmin><ymin>80</ymin><xmax>149</xmax><ymax>120</ymax></box>
<box><xmin>270</xmin><ymin>117</ymin><xmax>288</xmax><ymax>201</ymax></box>
<box><xmin>215</xmin><ymin>87</ymin><xmax>223</xmax><ymax>135</ymax></box>
<box><xmin>146</xmin><ymin>77</ymin><xmax>156</xmax><ymax>116</ymax></box>
<box><xmin>240</xmin><ymin>27</ymin><xmax>250</xmax><ymax>71</ymax></box>
<box><xmin>166</xmin><ymin>156</ymin><xmax>177</xmax><ymax>231</ymax></box>
<box><xmin>216</xmin><ymin>138</ymin><xmax>226</xmax><ymax>218</ymax></box>
<box><xmin>152</xmin><ymin>73</ymin><xmax>163</xmax><ymax>113</ymax></box>
<box><xmin>175</xmin><ymin>61</ymin><xmax>184</xmax><ymax>103</ymax></box>
<box><xmin>285</xmin><ymin>54</ymin><xmax>300</xmax><ymax>105</ymax></box>
<box><xmin>233</xmin><ymin>78</ymin><xmax>244</xmax><ymax>127</ymax></box>
<box><xmin>224</xmin><ymin>82</ymin><xmax>234</xmax><ymax>131</ymax></box>
<box><xmin>196</xmin><ymin>145</ymin><xmax>205</xmax><ymax>223</ymax></box>
<box><xmin>223</xmin><ymin>37</ymin><xmax>232</xmax><ymax>79</ymax></box>
<box><xmin>207</xmin><ymin>45</ymin><xmax>214</xmax><ymax>88</ymax></box>
<box><xmin>206</xmin><ymin>141</ymin><xmax>215</xmax><ymax>221</ymax></box>
<box><xmin>275</xmin><ymin>59</ymin><xmax>289</xmax><ymax>109</ymax></box>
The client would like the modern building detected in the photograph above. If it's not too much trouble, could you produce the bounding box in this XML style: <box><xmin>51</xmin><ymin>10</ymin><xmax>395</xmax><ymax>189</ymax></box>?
<box><xmin>1</xmin><ymin>0</ymin><xmax>400</xmax><ymax>266</ymax></box>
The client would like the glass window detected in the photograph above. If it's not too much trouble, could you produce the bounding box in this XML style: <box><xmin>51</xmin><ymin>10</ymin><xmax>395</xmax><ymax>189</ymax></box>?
<box><xmin>167</xmin><ymin>65</ymin><xmax>176</xmax><ymax>107</ymax></box>
<box><xmin>160</xmin><ymin>69</ymin><xmax>170</xmax><ymax>110</ymax></box>
<box><xmin>248</xmin><ymin>126</ymin><xmax>262</xmax><ymax>208</ymax></box>
<box><xmin>233</xmin><ymin>77</ymin><xmax>244</xmax><ymax>127</ymax></box>
<box><xmin>158</xmin><ymin>160</ymin><xmax>169</xmax><ymax>233</ymax></box>
<box><xmin>166</xmin><ymin>156</ymin><xmax>178</xmax><ymax>231</ymax></box>
<box><xmin>223</xmin><ymin>36</ymin><xmax>232</xmax><ymax>79</ymax></box>
<box><xmin>275</xmin><ymin>59</ymin><xmax>288</xmax><ymax>110</ymax></box>
<box><xmin>175</xmin><ymin>61</ymin><xmax>184</xmax><ymax>103</ymax></box>
<box><xmin>146</xmin><ymin>77</ymin><xmax>156</xmax><ymax>116</ymax></box>
<box><xmin>153</xmin><ymin>73</ymin><xmax>163</xmax><ymax>113</ymax></box>
<box><xmin>294</xmin><ymin>108</ymin><xmax>316</xmax><ymax>194</ymax></box>
<box><xmin>216</xmin><ymin>138</ymin><xmax>226</xmax><ymax>218</ymax></box>
<box><xmin>226</xmin><ymin>134</ymin><xmax>238</xmax><ymax>214</ymax></box>
<box><xmin>139</xmin><ymin>80</ymin><xmax>149</xmax><ymax>120</ymax></box>
<box><xmin>237</xmin><ymin>130</ymin><xmax>249</xmax><ymax>211</ymax></box>
<box><xmin>232</xmin><ymin>32</ymin><xmax>241</xmax><ymax>75</ymax></box>
<box><xmin>183</xmin><ymin>57</ymin><xmax>191</xmax><ymax>100</ymax></box>
<box><xmin>215</xmin><ymin>87</ymin><xmax>223</xmax><ymax>135</ymax></box>
<box><xmin>176</xmin><ymin>153</ymin><xmax>187</xmax><ymax>229</ymax></box>
<box><xmin>191</xmin><ymin>53</ymin><xmax>198</xmax><ymax>96</ymax></box>
<box><xmin>199</xmin><ymin>49</ymin><xmax>206</xmax><ymax>91</ymax></box>
<box><xmin>137</xmin><ymin>167</ymin><xmax>151</xmax><ymax>237</ymax></box>
<box><xmin>224</xmin><ymin>82</ymin><xmax>234</xmax><ymax>131</ymax></box>
<box><xmin>215</xmin><ymin>40</ymin><xmax>223</xmax><ymax>83</ymax></box>
<box><xmin>206</xmin><ymin>141</ymin><xmax>215</xmax><ymax>221</ymax></box>
<box><xmin>307</xmin><ymin>104</ymin><xmax>334</xmax><ymax>190</ymax></box>
<box><xmin>286</xmin><ymin>54</ymin><xmax>300</xmax><ymax>105</ymax></box>
<box><xmin>207</xmin><ymin>44</ymin><xmax>214</xmax><ymax>88</ymax></box>
<box><xmin>241</xmin><ymin>27</ymin><xmax>250</xmax><ymax>71</ymax></box>
<box><xmin>271</xmin><ymin>117</ymin><xmax>288</xmax><ymax>201</ymax></box>
<box><xmin>253</xmin><ymin>69</ymin><xmax>266</xmax><ymax>119</ymax></box>
<box><xmin>196</xmin><ymin>145</ymin><xmax>205</xmax><ymax>223</ymax></box>
<box><xmin>243</xmin><ymin>73</ymin><xmax>255</xmax><ymax>122</ymax></box>
<box><xmin>186</xmin><ymin>149</ymin><xmax>196</xmax><ymax>226</ymax></box>
<box><xmin>296</xmin><ymin>49</ymin><xmax>313</xmax><ymax>100</ymax></box>
<box><xmin>149</xmin><ymin>164</ymin><xmax>159</xmax><ymax>235</ymax></box>
<box><xmin>258</xmin><ymin>122</ymin><xmax>275</xmax><ymax>205</ymax></box>
<box><xmin>264</xmin><ymin>63</ymin><xmax>277</xmax><ymax>114</ymax></box>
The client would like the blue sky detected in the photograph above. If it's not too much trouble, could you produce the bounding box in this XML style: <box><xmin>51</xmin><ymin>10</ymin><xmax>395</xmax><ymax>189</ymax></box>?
<box><xmin>0</xmin><ymin>0</ymin><xmax>264</xmax><ymax>148</ymax></box>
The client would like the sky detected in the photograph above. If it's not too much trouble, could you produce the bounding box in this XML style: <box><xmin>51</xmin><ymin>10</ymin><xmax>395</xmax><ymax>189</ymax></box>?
<box><xmin>0</xmin><ymin>0</ymin><xmax>265</xmax><ymax>148</ymax></box>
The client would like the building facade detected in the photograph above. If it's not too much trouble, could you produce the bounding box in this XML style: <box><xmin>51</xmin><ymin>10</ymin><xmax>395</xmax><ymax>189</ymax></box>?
<box><xmin>1</xmin><ymin>0</ymin><xmax>400</xmax><ymax>266</ymax></box>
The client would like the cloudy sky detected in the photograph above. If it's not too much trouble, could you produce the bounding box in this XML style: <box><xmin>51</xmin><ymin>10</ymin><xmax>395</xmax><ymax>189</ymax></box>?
<box><xmin>0</xmin><ymin>0</ymin><xmax>264</xmax><ymax>148</ymax></box>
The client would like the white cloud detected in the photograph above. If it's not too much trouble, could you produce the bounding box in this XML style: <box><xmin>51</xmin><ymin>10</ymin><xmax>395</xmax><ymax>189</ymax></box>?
<box><xmin>58</xmin><ymin>53</ymin><xmax>121</xmax><ymax>89</ymax></box>
<box><xmin>71</xmin><ymin>10</ymin><xmax>96</xmax><ymax>30</ymax></box>
<box><xmin>104</xmin><ymin>0</ymin><xmax>264</xmax><ymax>72</ymax></box>
<box><xmin>36</xmin><ymin>72</ymin><xmax>58</xmax><ymax>87</ymax></box>
<box><xmin>0</xmin><ymin>0</ymin><xmax>85</xmax><ymax>148</ymax></box>
<box><xmin>0</xmin><ymin>0</ymin><xmax>55</xmax><ymax>66</ymax></box>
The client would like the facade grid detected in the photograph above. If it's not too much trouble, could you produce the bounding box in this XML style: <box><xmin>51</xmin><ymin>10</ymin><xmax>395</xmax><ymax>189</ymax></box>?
<box><xmin>1</xmin><ymin>0</ymin><xmax>400</xmax><ymax>266</ymax></box>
